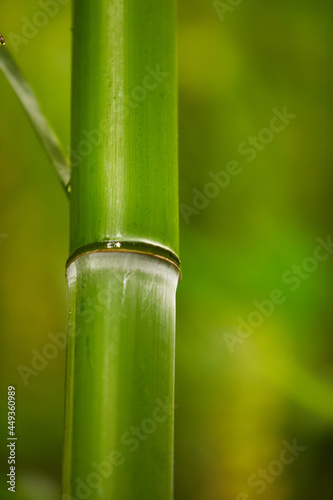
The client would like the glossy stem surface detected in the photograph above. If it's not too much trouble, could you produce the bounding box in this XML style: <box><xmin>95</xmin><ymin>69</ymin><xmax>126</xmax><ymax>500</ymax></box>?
<box><xmin>63</xmin><ymin>253</ymin><xmax>178</xmax><ymax>499</ymax></box>
<box><xmin>70</xmin><ymin>0</ymin><xmax>178</xmax><ymax>256</ymax></box>
<box><xmin>63</xmin><ymin>1</ymin><xmax>179</xmax><ymax>498</ymax></box>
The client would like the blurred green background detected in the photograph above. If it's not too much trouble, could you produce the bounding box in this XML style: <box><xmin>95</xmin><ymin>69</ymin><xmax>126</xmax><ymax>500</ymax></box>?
<box><xmin>1</xmin><ymin>0</ymin><xmax>333</xmax><ymax>498</ymax></box>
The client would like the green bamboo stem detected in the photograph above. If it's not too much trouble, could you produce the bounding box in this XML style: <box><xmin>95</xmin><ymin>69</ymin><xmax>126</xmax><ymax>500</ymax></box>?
<box><xmin>63</xmin><ymin>253</ymin><xmax>179</xmax><ymax>499</ymax></box>
<box><xmin>62</xmin><ymin>1</ymin><xmax>179</xmax><ymax>499</ymax></box>
<box><xmin>69</xmin><ymin>0</ymin><xmax>178</xmax><ymax>256</ymax></box>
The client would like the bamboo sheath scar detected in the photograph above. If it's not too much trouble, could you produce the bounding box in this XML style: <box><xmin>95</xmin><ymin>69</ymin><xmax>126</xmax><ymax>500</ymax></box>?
<box><xmin>62</xmin><ymin>1</ymin><xmax>180</xmax><ymax>499</ymax></box>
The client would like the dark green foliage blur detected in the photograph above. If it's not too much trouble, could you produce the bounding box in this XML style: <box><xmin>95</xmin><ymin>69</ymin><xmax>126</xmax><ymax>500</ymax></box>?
<box><xmin>1</xmin><ymin>0</ymin><xmax>333</xmax><ymax>498</ymax></box>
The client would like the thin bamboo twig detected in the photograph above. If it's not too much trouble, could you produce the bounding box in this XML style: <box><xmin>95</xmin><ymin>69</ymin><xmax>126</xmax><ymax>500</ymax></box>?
<box><xmin>0</xmin><ymin>47</ymin><xmax>70</xmax><ymax>194</ymax></box>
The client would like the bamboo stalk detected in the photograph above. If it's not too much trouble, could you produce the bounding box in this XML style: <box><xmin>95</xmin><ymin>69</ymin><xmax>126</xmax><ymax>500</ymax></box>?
<box><xmin>69</xmin><ymin>0</ymin><xmax>178</xmax><ymax>255</ymax></box>
<box><xmin>62</xmin><ymin>1</ymin><xmax>180</xmax><ymax>499</ymax></box>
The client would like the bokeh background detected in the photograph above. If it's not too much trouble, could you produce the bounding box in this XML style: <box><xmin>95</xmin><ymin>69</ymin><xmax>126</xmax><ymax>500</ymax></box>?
<box><xmin>1</xmin><ymin>0</ymin><xmax>333</xmax><ymax>498</ymax></box>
